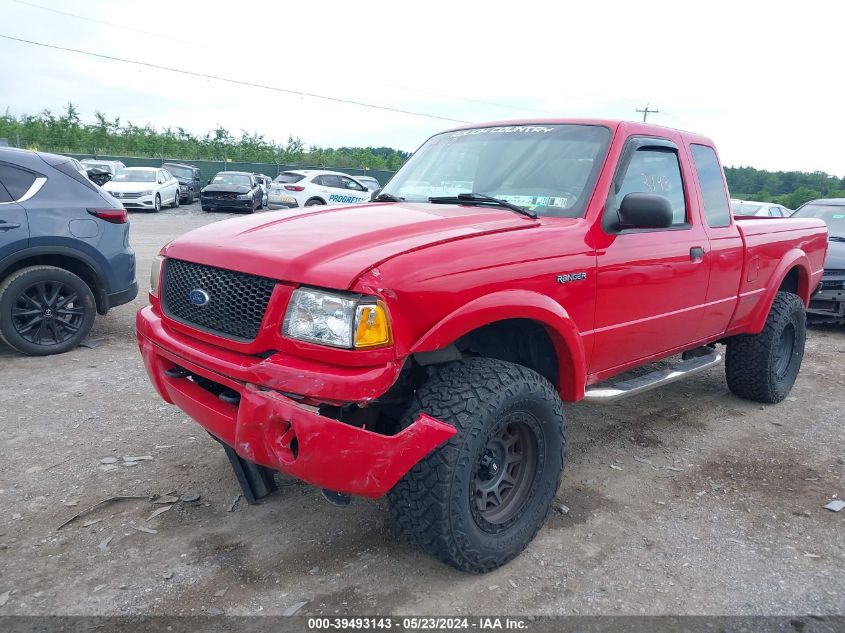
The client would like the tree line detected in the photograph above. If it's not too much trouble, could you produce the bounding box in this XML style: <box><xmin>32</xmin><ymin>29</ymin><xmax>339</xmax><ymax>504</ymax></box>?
<box><xmin>725</xmin><ymin>166</ymin><xmax>845</xmax><ymax>210</ymax></box>
<box><xmin>2</xmin><ymin>104</ymin><xmax>843</xmax><ymax>207</ymax></box>
<box><xmin>0</xmin><ymin>103</ymin><xmax>410</xmax><ymax>171</ymax></box>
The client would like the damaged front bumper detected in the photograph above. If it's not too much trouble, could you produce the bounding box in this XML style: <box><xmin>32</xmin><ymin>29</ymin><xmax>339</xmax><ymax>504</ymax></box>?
<box><xmin>137</xmin><ymin>306</ymin><xmax>456</xmax><ymax>498</ymax></box>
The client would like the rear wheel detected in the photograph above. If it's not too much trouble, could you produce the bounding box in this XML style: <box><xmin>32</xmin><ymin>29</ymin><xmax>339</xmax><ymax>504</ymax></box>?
<box><xmin>388</xmin><ymin>357</ymin><xmax>565</xmax><ymax>573</ymax></box>
<box><xmin>0</xmin><ymin>266</ymin><xmax>96</xmax><ymax>356</ymax></box>
<box><xmin>305</xmin><ymin>198</ymin><xmax>324</xmax><ymax>207</ymax></box>
<box><xmin>725</xmin><ymin>291</ymin><xmax>806</xmax><ymax>403</ymax></box>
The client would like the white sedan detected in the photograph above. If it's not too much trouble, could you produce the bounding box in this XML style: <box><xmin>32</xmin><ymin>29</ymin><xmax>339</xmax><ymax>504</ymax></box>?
<box><xmin>103</xmin><ymin>167</ymin><xmax>180</xmax><ymax>212</ymax></box>
<box><xmin>267</xmin><ymin>169</ymin><xmax>372</xmax><ymax>209</ymax></box>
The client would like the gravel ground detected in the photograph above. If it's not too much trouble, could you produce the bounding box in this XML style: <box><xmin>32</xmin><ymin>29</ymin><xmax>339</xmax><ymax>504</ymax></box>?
<box><xmin>0</xmin><ymin>202</ymin><xmax>843</xmax><ymax>617</ymax></box>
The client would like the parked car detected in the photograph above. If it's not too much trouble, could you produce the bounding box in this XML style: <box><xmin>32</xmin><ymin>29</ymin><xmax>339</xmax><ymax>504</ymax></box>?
<box><xmin>252</xmin><ymin>173</ymin><xmax>271</xmax><ymax>208</ymax></box>
<box><xmin>163</xmin><ymin>162</ymin><xmax>203</xmax><ymax>204</ymax></box>
<box><xmin>200</xmin><ymin>171</ymin><xmax>263</xmax><ymax>213</ymax></box>
<box><xmin>60</xmin><ymin>156</ymin><xmax>89</xmax><ymax>180</ymax></box>
<box><xmin>138</xmin><ymin>119</ymin><xmax>826</xmax><ymax>572</ymax></box>
<box><xmin>80</xmin><ymin>159</ymin><xmax>126</xmax><ymax>186</ymax></box>
<box><xmin>102</xmin><ymin>167</ymin><xmax>180</xmax><ymax>212</ymax></box>
<box><xmin>792</xmin><ymin>198</ymin><xmax>845</xmax><ymax>322</ymax></box>
<box><xmin>0</xmin><ymin>147</ymin><xmax>137</xmax><ymax>355</ymax></box>
<box><xmin>355</xmin><ymin>175</ymin><xmax>381</xmax><ymax>192</ymax></box>
<box><xmin>266</xmin><ymin>170</ymin><xmax>370</xmax><ymax>209</ymax></box>
<box><xmin>730</xmin><ymin>199</ymin><xmax>792</xmax><ymax>217</ymax></box>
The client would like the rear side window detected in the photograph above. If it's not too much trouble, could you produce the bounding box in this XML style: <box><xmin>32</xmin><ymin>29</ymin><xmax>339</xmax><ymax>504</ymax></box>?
<box><xmin>691</xmin><ymin>144</ymin><xmax>731</xmax><ymax>228</ymax></box>
<box><xmin>0</xmin><ymin>164</ymin><xmax>38</xmax><ymax>200</ymax></box>
<box><xmin>274</xmin><ymin>172</ymin><xmax>305</xmax><ymax>183</ymax></box>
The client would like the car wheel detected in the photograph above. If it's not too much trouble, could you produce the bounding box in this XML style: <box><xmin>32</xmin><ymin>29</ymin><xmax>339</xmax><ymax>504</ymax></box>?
<box><xmin>187</xmin><ymin>191</ymin><xmax>195</xmax><ymax>204</ymax></box>
<box><xmin>172</xmin><ymin>191</ymin><xmax>180</xmax><ymax>208</ymax></box>
<box><xmin>154</xmin><ymin>194</ymin><xmax>162</xmax><ymax>212</ymax></box>
<box><xmin>725</xmin><ymin>291</ymin><xmax>806</xmax><ymax>403</ymax></box>
<box><xmin>305</xmin><ymin>198</ymin><xmax>324</xmax><ymax>207</ymax></box>
<box><xmin>201</xmin><ymin>205</ymin><xmax>211</xmax><ymax>212</ymax></box>
<box><xmin>388</xmin><ymin>357</ymin><xmax>566</xmax><ymax>573</ymax></box>
<box><xmin>0</xmin><ymin>266</ymin><xmax>97</xmax><ymax>356</ymax></box>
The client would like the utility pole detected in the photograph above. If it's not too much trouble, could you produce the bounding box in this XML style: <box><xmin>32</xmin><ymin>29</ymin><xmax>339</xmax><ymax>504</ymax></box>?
<box><xmin>636</xmin><ymin>104</ymin><xmax>659</xmax><ymax>122</ymax></box>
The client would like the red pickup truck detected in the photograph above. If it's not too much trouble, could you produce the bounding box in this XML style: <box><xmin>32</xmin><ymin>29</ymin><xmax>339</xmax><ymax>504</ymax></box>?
<box><xmin>137</xmin><ymin>119</ymin><xmax>827</xmax><ymax>572</ymax></box>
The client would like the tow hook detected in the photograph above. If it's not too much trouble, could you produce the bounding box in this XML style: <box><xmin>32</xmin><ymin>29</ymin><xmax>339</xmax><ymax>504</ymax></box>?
<box><xmin>321</xmin><ymin>489</ymin><xmax>351</xmax><ymax>507</ymax></box>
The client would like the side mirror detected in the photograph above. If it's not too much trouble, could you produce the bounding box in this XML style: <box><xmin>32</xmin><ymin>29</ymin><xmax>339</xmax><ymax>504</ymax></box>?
<box><xmin>370</xmin><ymin>188</ymin><xmax>383</xmax><ymax>201</ymax></box>
<box><xmin>618</xmin><ymin>193</ymin><xmax>674</xmax><ymax>229</ymax></box>
<box><xmin>207</xmin><ymin>179</ymin><xmax>212</xmax><ymax>185</ymax></box>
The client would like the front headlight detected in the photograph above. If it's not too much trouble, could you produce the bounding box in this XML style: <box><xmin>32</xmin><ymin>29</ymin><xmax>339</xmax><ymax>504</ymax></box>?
<box><xmin>141</xmin><ymin>190</ymin><xmax>153</xmax><ymax>196</ymax></box>
<box><xmin>237</xmin><ymin>193</ymin><xmax>253</xmax><ymax>200</ymax></box>
<box><xmin>150</xmin><ymin>255</ymin><xmax>165</xmax><ymax>297</ymax></box>
<box><xmin>282</xmin><ymin>288</ymin><xmax>392</xmax><ymax>349</ymax></box>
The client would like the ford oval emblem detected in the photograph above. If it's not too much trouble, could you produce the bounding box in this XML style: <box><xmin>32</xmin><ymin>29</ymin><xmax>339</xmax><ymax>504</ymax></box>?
<box><xmin>189</xmin><ymin>289</ymin><xmax>210</xmax><ymax>306</ymax></box>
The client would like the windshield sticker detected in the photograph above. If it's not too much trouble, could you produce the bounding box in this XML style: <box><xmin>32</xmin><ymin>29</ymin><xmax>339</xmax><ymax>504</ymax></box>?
<box><xmin>832</xmin><ymin>214</ymin><xmax>844</xmax><ymax>220</ymax></box>
<box><xmin>495</xmin><ymin>194</ymin><xmax>569</xmax><ymax>209</ymax></box>
<box><xmin>450</xmin><ymin>126</ymin><xmax>555</xmax><ymax>139</ymax></box>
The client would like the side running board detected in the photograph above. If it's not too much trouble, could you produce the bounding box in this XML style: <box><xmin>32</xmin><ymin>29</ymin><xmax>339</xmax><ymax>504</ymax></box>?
<box><xmin>583</xmin><ymin>349</ymin><xmax>723</xmax><ymax>404</ymax></box>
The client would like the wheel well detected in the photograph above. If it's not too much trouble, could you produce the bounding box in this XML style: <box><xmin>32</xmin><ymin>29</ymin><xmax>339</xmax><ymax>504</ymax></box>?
<box><xmin>0</xmin><ymin>255</ymin><xmax>105</xmax><ymax>313</ymax></box>
<box><xmin>306</xmin><ymin>197</ymin><xmax>326</xmax><ymax>205</ymax></box>
<box><xmin>779</xmin><ymin>266</ymin><xmax>800</xmax><ymax>296</ymax></box>
<box><xmin>451</xmin><ymin>319</ymin><xmax>559</xmax><ymax>386</ymax></box>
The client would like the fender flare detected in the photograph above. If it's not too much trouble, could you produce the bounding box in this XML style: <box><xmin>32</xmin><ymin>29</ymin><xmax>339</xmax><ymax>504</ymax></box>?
<box><xmin>748</xmin><ymin>248</ymin><xmax>811</xmax><ymax>334</ymax></box>
<box><xmin>0</xmin><ymin>245</ymin><xmax>109</xmax><ymax>313</ymax></box>
<box><xmin>410</xmin><ymin>289</ymin><xmax>587</xmax><ymax>401</ymax></box>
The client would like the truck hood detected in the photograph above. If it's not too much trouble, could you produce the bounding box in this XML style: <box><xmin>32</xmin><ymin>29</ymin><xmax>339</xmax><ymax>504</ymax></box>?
<box><xmin>163</xmin><ymin>202</ymin><xmax>538</xmax><ymax>289</ymax></box>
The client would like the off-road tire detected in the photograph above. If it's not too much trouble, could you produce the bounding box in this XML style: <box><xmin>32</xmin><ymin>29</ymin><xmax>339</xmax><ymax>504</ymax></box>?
<box><xmin>0</xmin><ymin>266</ymin><xmax>96</xmax><ymax>356</ymax></box>
<box><xmin>387</xmin><ymin>357</ymin><xmax>566</xmax><ymax>573</ymax></box>
<box><xmin>725</xmin><ymin>291</ymin><xmax>806</xmax><ymax>403</ymax></box>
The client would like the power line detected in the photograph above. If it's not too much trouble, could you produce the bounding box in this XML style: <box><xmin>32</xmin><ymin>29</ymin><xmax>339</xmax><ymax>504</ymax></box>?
<box><xmin>0</xmin><ymin>34</ymin><xmax>471</xmax><ymax>124</ymax></box>
<box><xmin>388</xmin><ymin>84</ymin><xmax>565</xmax><ymax>117</ymax></box>
<box><xmin>12</xmin><ymin>0</ymin><xmax>560</xmax><ymax>119</ymax></box>
<box><xmin>10</xmin><ymin>0</ymin><xmax>198</xmax><ymax>46</ymax></box>
<box><xmin>635</xmin><ymin>103</ymin><xmax>659</xmax><ymax>122</ymax></box>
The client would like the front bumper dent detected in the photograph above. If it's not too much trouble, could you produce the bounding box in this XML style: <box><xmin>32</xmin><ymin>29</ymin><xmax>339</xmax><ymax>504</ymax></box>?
<box><xmin>137</xmin><ymin>313</ymin><xmax>456</xmax><ymax>498</ymax></box>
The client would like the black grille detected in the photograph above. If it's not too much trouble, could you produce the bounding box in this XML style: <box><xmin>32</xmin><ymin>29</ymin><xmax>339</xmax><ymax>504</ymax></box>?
<box><xmin>823</xmin><ymin>269</ymin><xmax>845</xmax><ymax>277</ymax></box>
<box><xmin>161</xmin><ymin>259</ymin><xmax>276</xmax><ymax>341</ymax></box>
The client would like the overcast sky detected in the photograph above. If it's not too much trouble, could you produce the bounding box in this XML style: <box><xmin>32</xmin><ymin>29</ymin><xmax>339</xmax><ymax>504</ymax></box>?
<box><xmin>1</xmin><ymin>0</ymin><xmax>843</xmax><ymax>176</ymax></box>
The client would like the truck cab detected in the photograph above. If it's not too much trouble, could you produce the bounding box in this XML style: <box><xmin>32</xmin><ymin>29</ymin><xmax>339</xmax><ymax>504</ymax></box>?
<box><xmin>137</xmin><ymin>119</ymin><xmax>827</xmax><ymax>572</ymax></box>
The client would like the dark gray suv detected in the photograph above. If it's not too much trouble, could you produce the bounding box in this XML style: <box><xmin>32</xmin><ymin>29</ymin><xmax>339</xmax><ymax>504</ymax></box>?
<box><xmin>0</xmin><ymin>148</ymin><xmax>138</xmax><ymax>355</ymax></box>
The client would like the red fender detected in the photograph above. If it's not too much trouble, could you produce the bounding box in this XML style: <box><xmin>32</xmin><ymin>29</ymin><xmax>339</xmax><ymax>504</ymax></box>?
<box><xmin>410</xmin><ymin>290</ymin><xmax>587</xmax><ymax>401</ymax></box>
<box><xmin>747</xmin><ymin>249</ymin><xmax>811</xmax><ymax>334</ymax></box>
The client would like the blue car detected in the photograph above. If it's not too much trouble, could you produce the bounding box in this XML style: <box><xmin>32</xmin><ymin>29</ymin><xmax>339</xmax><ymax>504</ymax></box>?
<box><xmin>0</xmin><ymin>148</ymin><xmax>137</xmax><ymax>355</ymax></box>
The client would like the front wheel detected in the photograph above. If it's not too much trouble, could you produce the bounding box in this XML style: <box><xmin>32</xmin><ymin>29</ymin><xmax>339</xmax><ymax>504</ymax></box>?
<box><xmin>388</xmin><ymin>358</ymin><xmax>566</xmax><ymax>573</ymax></box>
<box><xmin>154</xmin><ymin>193</ymin><xmax>162</xmax><ymax>212</ymax></box>
<box><xmin>172</xmin><ymin>191</ymin><xmax>180</xmax><ymax>208</ymax></box>
<box><xmin>725</xmin><ymin>291</ymin><xmax>806</xmax><ymax>403</ymax></box>
<box><xmin>0</xmin><ymin>266</ymin><xmax>96</xmax><ymax>356</ymax></box>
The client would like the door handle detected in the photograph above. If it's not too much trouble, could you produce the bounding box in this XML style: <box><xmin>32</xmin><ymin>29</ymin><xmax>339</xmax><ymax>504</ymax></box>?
<box><xmin>0</xmin><ymin>223</ymin><xmax>22</xmax><ymax>231</ymax></box>
<box><xmin>690</xmin><ymin>246</ymin><xmax>705</xmax><ymax>262</ymax></box>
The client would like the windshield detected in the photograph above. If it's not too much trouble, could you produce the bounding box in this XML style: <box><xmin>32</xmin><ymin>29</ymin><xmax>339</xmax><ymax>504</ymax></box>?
<box><xmin>164</xmin><ymin>164</ymin><xmax>192</xmax><ymax>179</ymax></box>
<box><xmin>212</xmin><ymin>173</ymin><xmax>252</xmax><ymax>187</ymax></box>
<box><xmin>83</xmin><ymin>161</ymin><xmax>113</xmax><ymax>172</ymax></box>
<box><xmin>793</xmin><ymin>203</ymin><xmax>845</xmax><ymax>238</ymax></box>
<box><xmin>731</xmin><ymin>201</ymin><xmax>764</xmax><ymax>215</ymax></box>
<box><xmin>274</xmin><ymin>172</ymin><xmax>305</xmax><ymax>183</ymax></box>
<box><xmin>381</xmin><ymin>124</ymin><xmax>612</xmax><ymax>217</ymax></box>
<box><xmin>113</xmin><ymin>169</ymin><xmax>156</xmax><ymax>182</ymax></box>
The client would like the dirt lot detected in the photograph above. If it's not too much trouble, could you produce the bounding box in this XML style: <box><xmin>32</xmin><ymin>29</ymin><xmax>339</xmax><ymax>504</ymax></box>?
<box><xmin>0</xmin><ymin>202</ymin><xmax>843</xmax><ymax>617</ymax></box>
